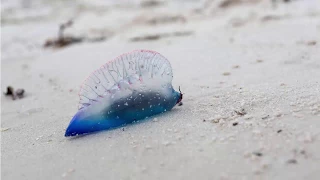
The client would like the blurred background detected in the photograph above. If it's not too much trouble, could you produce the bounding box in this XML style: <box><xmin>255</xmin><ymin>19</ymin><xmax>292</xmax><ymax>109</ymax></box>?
<box><xmin>2</xmin><ymin>0</ymin><xmax>319</xmax><ymax>60</ymax></box>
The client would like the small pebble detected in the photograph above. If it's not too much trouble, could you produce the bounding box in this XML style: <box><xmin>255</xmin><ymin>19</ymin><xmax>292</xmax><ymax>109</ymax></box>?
<box><xmin>5</xmin><ymin>86</ymin><xmax>14</xmax><ymax>95</ymax></box>
<box><xmin>287</xmin><ymin>159</ymin><xmax>297</xmax><ymax>164</ymax></box>
<box><xmin>211</xmin><ymin>119</ymin><xmax>220</xmax><ymax>123</ymax></box>
<box><xmin>277</xmin><ymin>129</ymin><xmax>282</xmax><ymax>133</ymax></box>
<box><xmin>307</xmin><ymin>41</ymin><xmax>317</xmax><ymax>46</ymax></box>
<box><xmin>232</xmin><ymin>122</ymin><xmax>238</xmax><ymax>126</ymax></box>
<box><xmin>209</xmin><ymin>116</ymin><xmax>221</xmax><ymax>123</ymax></box>
<box><xmin>235</xmin><ymin>109</ymin><xmax>246</xmax><ymax>116</ymax></box>
<box><xmin>16</xmin><ymin>89</ymin><xmax>25</xmax><ymax>98</ymax></box>
<box><xmin>253</xmin><ymin>152</ymin><xmax>263</xmax><ymax>157</ymax></box>
<box><xmin>275</xmin><ymin>113</ymin><xmax>283</xmax><ymax>118</ymax></box>
<box><xmin>222</xmin><ymin>72</ymin><xmax>231</xmax><ymax>76</ymax></box>
<box><xmin>261</xmin><ymin>161</ymin><xmax>271</xmax><ymax>169</ymax></box>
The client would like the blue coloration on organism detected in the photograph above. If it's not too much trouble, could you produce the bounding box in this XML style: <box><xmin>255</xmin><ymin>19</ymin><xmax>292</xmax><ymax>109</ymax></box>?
<box><xmin>65</xmin><ymin>50</ymin><xmax>183</xmax><ymax>137</ymax></box>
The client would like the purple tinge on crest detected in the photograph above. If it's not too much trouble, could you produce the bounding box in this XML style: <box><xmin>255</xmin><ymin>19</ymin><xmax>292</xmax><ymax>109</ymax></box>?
<box><xmin>65</xmin><ymin>50</ymin><xmax>182</xmax><ymax>136</ymax></box>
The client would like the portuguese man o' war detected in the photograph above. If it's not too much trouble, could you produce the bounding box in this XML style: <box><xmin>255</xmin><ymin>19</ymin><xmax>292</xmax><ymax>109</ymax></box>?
<box><xmin>65</xmin><ymin>50</ymin><xmax>183</xmax><ymax>136</ymax></box>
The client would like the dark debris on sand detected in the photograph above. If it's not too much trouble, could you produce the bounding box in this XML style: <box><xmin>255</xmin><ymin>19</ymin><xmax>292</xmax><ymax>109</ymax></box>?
<box><xmin>44</xmin><ymin>20</ymin><xmax>82</xmax><ymax>48</ymax></box>
<box><xmin>146</xmin><ymin>15</ymin><xmax>186</xmax><ymax>25</ymax></box>
<box><xmin>140</xmin><ymin>0</ymin><xmax>164</xmax><ymax>8</ymax></box>
<box><xmin>287</xmin><ymin>159</ymin><xmax>297</xmax><ymax>164</ymax></box>
<box><xmin>307</xmin><ymin>41</ymin><xmax>317</xmax><ymax>46</ymax></box>
<box><xmin>219</xmin><ymin>0</ymin><xmax>243</xmax><ymax>8</ymax></box>
<box><xmin>130</xmin><ymin>31</ymin><xmax>193</xmax><ymax>42</ymax></box>
<box><xmin>253</xmin><ymin>152</ymin><xmax>263</xmax><ymax>157</ymax></box>
<box><xmin>4</xmin><ymin>86</ymin><xmax>25</xmax><ymax>100</ymax></box>
<box><xmin>44</xmin><ymin>20</ymin><xmax>107</xmax><ymax>49</ymax></box>
<box><xmin>234</xmin><ymin>108</ymin><xmax>246</xmax><ymax>116</ymax></box>
<box><xmin>219</xmin><ymin>0</ymin><xmax>260</xmax><ymax>9</ymax></box>
<box><xmin>277</xmin><ymin>129</ymin><xmax>283</xmax><ymax>133</ymax></box>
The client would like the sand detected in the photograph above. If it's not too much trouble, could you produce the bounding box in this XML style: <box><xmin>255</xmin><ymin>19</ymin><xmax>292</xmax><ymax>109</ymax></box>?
<box><xmin>1</xmin><ymin>0</ymin><xmax>320</xmax><ymax>179</ymax></box>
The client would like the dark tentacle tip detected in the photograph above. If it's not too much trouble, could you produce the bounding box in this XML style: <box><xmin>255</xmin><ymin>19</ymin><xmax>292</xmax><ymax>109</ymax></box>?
<box><xmin>177</xmin><ymin>86</ymin><xmax>183</xmax><ymax>105</ymax></box>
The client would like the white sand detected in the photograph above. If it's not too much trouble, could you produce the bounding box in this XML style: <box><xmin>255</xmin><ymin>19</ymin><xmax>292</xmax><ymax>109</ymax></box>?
<box><xmin>1</xmin><ymin>0</ymin><xmax>320</xmax><ymax>179</ymax></box>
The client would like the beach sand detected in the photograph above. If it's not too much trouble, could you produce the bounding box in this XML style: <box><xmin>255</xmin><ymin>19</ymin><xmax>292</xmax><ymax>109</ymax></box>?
<box><xmin>1</xmin><ymin>0</ymin><xmax>320</xmax><ymax>179</ymax></box>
